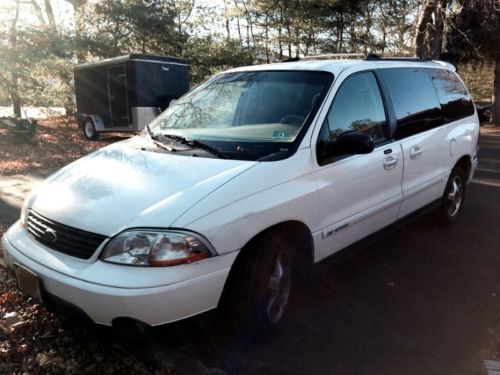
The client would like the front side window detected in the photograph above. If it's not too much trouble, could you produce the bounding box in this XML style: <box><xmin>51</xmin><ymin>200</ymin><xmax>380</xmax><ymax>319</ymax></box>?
<box><xmin>325</xmin><ymin>72</ymin><xmax>387</xmax><ymax>141</ymax></box>
<box><xmin>379</xmin><ymin>68</ymin><xmax>443</xmax><ymax>139</ymax></box>
<box><xmin>316</xmin><ymin>71</ymin><xmax>387</xmax><ymax>165</ymax></box>
<box><xmin>428</xmin><ymin>68</ymin><xmax>474</xmax><ymax>123</ymax></box>
<box><xmin>148</xmin><ymin>71</ymin><xmax>333</xmax><ymax>160</ymax></box>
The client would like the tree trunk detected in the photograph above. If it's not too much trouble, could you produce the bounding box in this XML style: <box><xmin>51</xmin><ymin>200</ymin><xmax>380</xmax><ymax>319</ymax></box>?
<box><xmin>338</xmin><ymin>11</ymin><xmax>344</xmax><ymax>52</ymax></box>
<box><xmin>349</xmin><ymin>13</ymin><xmax>356</xmax><ymax>53</ymax></box>
<box><xmin>10</xmin><ymin>0</ymin><xmax>21</xmax><ymax>118</ymax></box>
<box><xmin>30</xmin><ymin>0</ymin><xmax>46</xmax><ymax>25</ymax></box>
<box><xmin>44</xmin><ymin>0</ymin><xmax>57</xmax><ymax>32</ymax></box>
<box><xmin>224</xmin><ymin>0</ymin><xmax>230</xmax><ymax>40</ymax></box>
<box><xmin>430</xmin><ymin>0</ymin><xmax>445</xmax><ymax>59</ymax></box>
<box><xmin>363</xmin><ymin>3</ymin><xmax>373</xmax><ymax>54</ymax></box>
<box><xmin>236</xmin><ymin>15</ymin><xmax>242</xmax><ymax>43</ymax></box>
<box><xmin>265</xmin><ymin>13</ymin><xmax>269</xmax><ymax>63</ymax></box>
<box><xmin>492</xmin><ymin>56</ymin><xmax>500</xmax><ymax>125</ymax></box>
<box><xmin>64</xmin><ymin>0</ymin><xmax>87</xmax><ymax>63</ymax></box>
<box><xmin>241</xmin><ymin>0</ymin><xmax>255</xmax><ymax>47</ymax></box>
<box><xmin>414</xmin><ymin>0</ymin><xmax>436</xmax><ymax>57</ymax></box>
<box><xmin>397</xmin><ymin>0</ymin><xmax>408</xmax><ymax>52</ymax></box>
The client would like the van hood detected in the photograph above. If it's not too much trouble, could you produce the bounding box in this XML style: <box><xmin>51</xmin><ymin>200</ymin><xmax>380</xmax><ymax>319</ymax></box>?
<box><xmin>29</xmin><ymin>137</ymin><xmax>256</xmax><ymax>236</ymax></box>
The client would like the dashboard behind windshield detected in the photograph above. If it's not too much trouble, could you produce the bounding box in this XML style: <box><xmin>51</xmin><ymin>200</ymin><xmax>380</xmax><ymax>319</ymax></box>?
<box><xmin>148</xmin><ymin>70</ymin><xmax>333</xmax><ymax>160</ymax></box>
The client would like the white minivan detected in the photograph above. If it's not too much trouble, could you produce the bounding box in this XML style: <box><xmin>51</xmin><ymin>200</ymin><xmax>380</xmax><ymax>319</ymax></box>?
<box><xmin>2</xmin><ymin>56</ymin><xmax>479</xmax><ymax>332</ymax></box>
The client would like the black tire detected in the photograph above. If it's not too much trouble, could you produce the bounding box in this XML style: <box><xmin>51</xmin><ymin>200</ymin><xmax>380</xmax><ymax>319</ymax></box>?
<box><xmin>82</xmin><ymin>118</ymin><xmax>99</xmax><ymax>140</ymax></box>
<box><xmin>437</xmin><ymin>166</ymin><xmax>466</xmax><ymax>225</ymax></box>
<box><xmin>221</xmin><ymin>230</ymin><xmax>295</xmax><ymax>335</ymax></box>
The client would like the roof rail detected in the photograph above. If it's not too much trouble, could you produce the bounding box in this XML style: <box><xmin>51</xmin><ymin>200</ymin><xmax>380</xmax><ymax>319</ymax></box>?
<box><xmin>365</xmin><ymin>53</ymin><xmax>432</xmax><ymax>62</ymax></box>
<box><xmin>281</xmin><ymin>53</ymin><xmax>437</xmax><ymax>63</ymax></box>
<box><xmin>302</xmin><ymin>53</ymin><xmax>365</xmax><ymax>61</ymax></box>
<box><xmin>281</xmin><ymin>53</ymin><xmax>366</xmax><ymax>62</ymax></box>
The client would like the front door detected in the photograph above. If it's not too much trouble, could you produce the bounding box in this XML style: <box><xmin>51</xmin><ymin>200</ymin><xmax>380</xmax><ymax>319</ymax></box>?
<box><xmin>313</xmin><ymin>70</ymin><xmax>404</xmax><ymax>262</ymax></box>
<box><xmin>108</xmin><ymin>65</ymin><xmax>129</xmax><ymax>127</ymax></box>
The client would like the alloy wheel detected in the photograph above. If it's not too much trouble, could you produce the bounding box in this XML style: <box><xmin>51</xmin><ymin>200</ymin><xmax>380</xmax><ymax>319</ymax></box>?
<box><xmin>266</xmin><ymin>251</ymin><xmax>291</xmax><ymax>324</ymax></box>
<box><xmin>447</xmin><ymin>175</ymin><xmax>463</xmax><ymax>217</ymax></box>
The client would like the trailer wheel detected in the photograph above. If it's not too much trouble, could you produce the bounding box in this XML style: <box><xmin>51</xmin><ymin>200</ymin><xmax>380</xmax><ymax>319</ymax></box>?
<box><xmin>83</xmin><ymin>118</ymin><xmax>99</xmax><ymax>140</ymax></box>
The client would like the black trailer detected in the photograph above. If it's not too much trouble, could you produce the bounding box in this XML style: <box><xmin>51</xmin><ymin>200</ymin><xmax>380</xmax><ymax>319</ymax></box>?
<box><xmin>74</xmin><ymin>54</ymin><xmax>189</xmax><ymax>140</ymax></box>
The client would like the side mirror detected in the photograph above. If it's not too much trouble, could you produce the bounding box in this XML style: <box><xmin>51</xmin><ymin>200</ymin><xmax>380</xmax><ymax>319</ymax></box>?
<box><xmin>317</xmin><ymin>130</ymin><xmax>374</xmax><ymax>165</ymax></box>
<box><xmin>335</xmin><ymin>131</ymin><xmax>374</xmax><ymax>155</ymax></box>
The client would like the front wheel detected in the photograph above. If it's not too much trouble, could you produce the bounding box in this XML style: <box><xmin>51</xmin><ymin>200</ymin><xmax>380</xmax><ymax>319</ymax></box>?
<box><xmin>437</xmin><ymin>166</ymin><xmax>466</xmax><ymax>225</ymax></box>
<box><xmin>221</xmin><ymin>231</ymin><xmax>295</xmax><ymax>334</ymax></box>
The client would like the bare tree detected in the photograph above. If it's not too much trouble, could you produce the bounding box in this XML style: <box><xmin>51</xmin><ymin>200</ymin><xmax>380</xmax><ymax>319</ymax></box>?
<box><xmin>29</xmin><ymin>0</ymin><xmax>46</xmax><ymax>25</ymax></box>
<box><xmin>414</xmin><ymin>0</ymin><xmax>447</xmax><ymax>58</ymax></box>
<box><xmin>44</xmin><ymin>0</ymin><xmax>57</xmax><ymax>32</ymax></box>
<box><xmin>63</xmin><ymin>0</ymin><xmax>88</xmax><ymax>62</ymax></box>
<box><xmin>10</xmin><ymin>0</ymin><xmax>21</xmax><ymax>117</ymax></box>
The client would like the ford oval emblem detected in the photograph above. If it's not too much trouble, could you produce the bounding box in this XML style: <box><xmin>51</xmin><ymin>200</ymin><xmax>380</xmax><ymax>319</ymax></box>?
<box><xmin>41</xmin><ymin>228</ymin><xmax>58</xmax><ymax>242</ymax></box>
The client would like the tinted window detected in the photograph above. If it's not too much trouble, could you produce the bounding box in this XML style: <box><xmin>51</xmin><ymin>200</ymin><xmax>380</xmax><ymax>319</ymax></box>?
<box><xmin>380</xmin><ymin>68</ymin><xmax>443</xmax><ymax>139</ymax></box>
<box><xmin>325</xmin><ymin>72</ymin><xmax>387</xmax><ymax>141</ymax></box>
<box><xmin>428</xmin><ymin>68</ymin><xmax>474</xmax><ymax>123</ymax></box>
<box><xmin>316</xmin><ymin>72</ymin><xmax>387</xmax><ymax>165</ymax></box>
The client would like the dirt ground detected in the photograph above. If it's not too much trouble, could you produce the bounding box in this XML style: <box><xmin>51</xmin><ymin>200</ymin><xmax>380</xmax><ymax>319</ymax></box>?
<box><xmin>0</xmin><ymin>117</ymin><xmax>132</xmax><ymax>176</ymax></box>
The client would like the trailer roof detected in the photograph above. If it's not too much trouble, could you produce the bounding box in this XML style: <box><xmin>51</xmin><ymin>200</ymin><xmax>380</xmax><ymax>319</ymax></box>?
<box><xmin>74</xmin><ymin>54</ymin><xmax>188</xmax><ymax>70</ymax></box>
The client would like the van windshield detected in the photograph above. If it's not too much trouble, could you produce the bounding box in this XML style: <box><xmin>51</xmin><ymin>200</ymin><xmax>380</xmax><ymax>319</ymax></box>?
<box><xmin>148</xmin><ymin>70</ymin><xmax>333</xmax><ymax>160</ymax></box>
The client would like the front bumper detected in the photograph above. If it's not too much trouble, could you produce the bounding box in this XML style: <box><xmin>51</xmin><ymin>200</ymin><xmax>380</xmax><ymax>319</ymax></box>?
<box><xmin>2</xmin><ymin>223</ymin><xmax>236</xmax><ymax>326</ymax></box>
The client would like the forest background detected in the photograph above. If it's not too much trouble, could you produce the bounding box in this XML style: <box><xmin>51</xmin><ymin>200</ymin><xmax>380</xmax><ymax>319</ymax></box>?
<box><xmin>0</xmin><ymin>0</ymin><xmax>499</xmax><ymax>123</ymax></box>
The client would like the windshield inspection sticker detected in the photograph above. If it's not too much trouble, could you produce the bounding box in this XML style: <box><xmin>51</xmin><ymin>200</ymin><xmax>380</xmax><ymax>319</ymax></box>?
<box><xmin>272</xmin><ymin>131</ymin><xmax>290</xmax><ymax>139</ymax></box>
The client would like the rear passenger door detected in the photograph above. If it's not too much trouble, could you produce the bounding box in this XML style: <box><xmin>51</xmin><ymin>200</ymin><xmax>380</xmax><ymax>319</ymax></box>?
<box><xmin>379</xmin><ymin>68</ymin><xmax>447</xmax><ymax>218</ymax></box>
<box><xmin>313</xmin><ymin>70</ymin><xmax>404</xmax><ymax>262</ymax></box>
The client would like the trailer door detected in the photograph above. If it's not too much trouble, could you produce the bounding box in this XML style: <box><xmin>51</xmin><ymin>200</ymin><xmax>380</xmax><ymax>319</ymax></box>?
<box><xmin>108</xmin><ymin>65</ymin><xmax>129</xmax><ymax>127</ymax></box>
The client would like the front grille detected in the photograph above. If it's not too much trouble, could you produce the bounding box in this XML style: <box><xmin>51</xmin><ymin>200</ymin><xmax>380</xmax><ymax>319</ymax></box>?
<box><xmin>26</xmin><ymin>210</ymin><xmax>107</xmax><ymax>259</ymax></box>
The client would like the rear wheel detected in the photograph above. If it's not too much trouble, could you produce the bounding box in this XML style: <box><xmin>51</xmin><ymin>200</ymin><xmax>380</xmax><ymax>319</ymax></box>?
<box><xmin>82</xmin><ymin>118</ymin><xmax>99</xmax><ymax>140</ymax></box>
<box><xmin>437</xmin><ymin>166</ymin><xmax>466</xmax><ymax>224</ymax></box>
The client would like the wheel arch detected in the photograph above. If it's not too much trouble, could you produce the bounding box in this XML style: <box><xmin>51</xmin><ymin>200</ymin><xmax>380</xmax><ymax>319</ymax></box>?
<box><xmin>218</xmin><ymin>220</ymin><xmax>314</xmax><ymax>304</ymax></box>
<box><xmin>454</xmin><ymin>154</ymin><xmax>472</xmax><ymax>181</ymax></box>
<box><xmin>81</xmin><ymin>114</ymin><xmax>105</xmax><ymax>131</ymax></box>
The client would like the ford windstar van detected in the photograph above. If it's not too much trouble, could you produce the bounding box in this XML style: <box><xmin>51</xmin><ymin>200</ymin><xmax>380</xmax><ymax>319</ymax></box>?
<box><xmin>2</xmin><ymin>56</ymin><xmax>479</xmax><ymax>332</ymax></box>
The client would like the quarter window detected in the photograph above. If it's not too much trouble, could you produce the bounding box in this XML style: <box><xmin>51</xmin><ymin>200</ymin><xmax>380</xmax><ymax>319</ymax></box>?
<box><xmin>380</xmin><ymin>68</ymin><xmax>443</xmax><ymax>139</ymax></box>
<box><xmin>428</xmin><ymin>68</ymin><xmax>475</xmax><ymax>123</ymax></box>
<box><xmin>324</xmin><ymin>72</ymin><xmax>387</xmax><ymax>142</ymax></box>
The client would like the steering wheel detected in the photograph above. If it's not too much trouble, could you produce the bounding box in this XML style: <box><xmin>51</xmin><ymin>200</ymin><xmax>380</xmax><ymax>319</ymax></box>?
<box><xmin>279</xmin><ymin>115</ymin><xmax>305</xmax><ymax>126</ymax></box>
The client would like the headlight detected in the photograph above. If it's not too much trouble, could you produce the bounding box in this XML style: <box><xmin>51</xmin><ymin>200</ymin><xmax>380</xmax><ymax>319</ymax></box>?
<box><xmin>20</xmin><ymin>197</ymin><xmax>30</xmax><ymax>227</ymax></box>
<box><xmin>100</xmin><ymin>230</ymin><xmax>213</xmax><ymax>267</ymax></box>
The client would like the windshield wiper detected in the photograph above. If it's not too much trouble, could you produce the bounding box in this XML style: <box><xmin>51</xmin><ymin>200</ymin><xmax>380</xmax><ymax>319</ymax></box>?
<box><xmin>146</xmin><ymin>125</ymin><xmax>179</xmax><ymax>152</ymax></box>
<box><xmin>161</xmin><ymin>134</ymin><xmax>227</xmax><ymax>159</ymax></box>
<box><xmin>257</xmin><ymin>150</ymin><xmax>291</xmax><ymax>161</ymax></box>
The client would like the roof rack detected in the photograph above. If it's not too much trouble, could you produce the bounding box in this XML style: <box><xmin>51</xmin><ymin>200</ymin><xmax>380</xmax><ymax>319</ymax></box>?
<box><xmin>302</xmin><ymin>53</ymin><xmax>365</xmax><ymax>61</ymax></box>
<box><xmin>281</xmin><ymin>53</ymin><xmax>365</xmax><ymax>63</ymax></box>
<box><xmin>280</xmin><ymin>53</ymin><xmax>435</xmax><ymax>63</ymax></box>
<box><xmin>365</xmin><ymin>53</ymin><xmax>431</xmax><ymax>61</ymax></box>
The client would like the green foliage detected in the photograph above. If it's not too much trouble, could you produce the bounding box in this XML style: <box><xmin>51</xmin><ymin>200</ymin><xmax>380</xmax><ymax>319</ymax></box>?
<box><xmin>0</xmin><ymin>24</ymin><xmax>73</xmax><ymax>109</ymax></box>
<box><xmin>0</xmin><ymin>0</ymin><xmax>496</xmax><ymax>116</ymax></box>
<box><xmin>447</xmin><ymin>0</ymin><xmax>500</xmax><ymax>62</ymax></box>
<box><xmin>183</xmin><ymin>38</ymin><xmax>254</xmax><ymax>84</ymax></box>
<box><xmin>83</xmin><ymin>0</ymin><xmax>186</xmax><ymax>57</ymax></box>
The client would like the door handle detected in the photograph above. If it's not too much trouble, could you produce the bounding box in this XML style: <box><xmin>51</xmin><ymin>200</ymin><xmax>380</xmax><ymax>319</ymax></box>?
<box><xmin>409</xmin><ymin>145</ymin><xmax>422</xmax><ymax>160</ymax></box>
<box><xmin>383</xmin><ymin>155</ymin><xmax>398</xmax><ymax>170</ymax></box>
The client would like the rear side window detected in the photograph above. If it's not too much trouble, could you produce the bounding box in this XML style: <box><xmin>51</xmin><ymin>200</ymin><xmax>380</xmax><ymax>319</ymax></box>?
<box><xmin>428</xmin><ymin>68</ymin><xmax>474</xmax><ymax>123</ymax></box>
<box><xmin>380</xmin><ymin>68</ymin><xmax>443</xmax><ymax>139</ymax></box>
